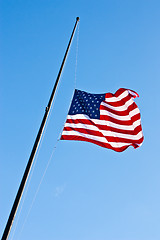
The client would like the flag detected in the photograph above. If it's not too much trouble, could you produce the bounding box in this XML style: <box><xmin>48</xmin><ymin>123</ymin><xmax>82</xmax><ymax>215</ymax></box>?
<box><xmin>61</xmin><ymin>88</ymin><xmax>144</xmax><ymax>152</ymax></box>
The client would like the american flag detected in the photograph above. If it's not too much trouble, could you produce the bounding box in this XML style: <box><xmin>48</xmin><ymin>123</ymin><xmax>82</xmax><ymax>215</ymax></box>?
<box><xmin>61</xmin><ymin>88</ymin><xmax>144</xmax><ymax>152</ymax></box>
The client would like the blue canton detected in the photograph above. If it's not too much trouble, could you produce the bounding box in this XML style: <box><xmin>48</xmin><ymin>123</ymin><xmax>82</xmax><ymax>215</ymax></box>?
<box><xmin>68</xmin><ymin>89</ymin><xmax>106</xmax><ymax>119</ymax></box>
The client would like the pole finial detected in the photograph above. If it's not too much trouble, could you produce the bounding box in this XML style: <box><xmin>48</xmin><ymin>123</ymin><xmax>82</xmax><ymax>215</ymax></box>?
<box><xmin>76</xmin><ymin>17</ymin><xmax>80</xmax><ymax>21</ymax></box>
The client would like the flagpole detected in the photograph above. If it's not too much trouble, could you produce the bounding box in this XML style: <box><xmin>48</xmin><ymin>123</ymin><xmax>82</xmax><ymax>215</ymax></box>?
<box><xmin>1</xmin><ymin>17</ymin><xmax>80</xmax><ymax>240</ymax></box>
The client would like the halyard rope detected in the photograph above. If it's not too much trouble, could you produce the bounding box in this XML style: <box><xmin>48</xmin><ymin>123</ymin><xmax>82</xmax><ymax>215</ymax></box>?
<box><xmin>16</xmin><ymin>87</ymin><xmax>75</xmax><ymax>240</ymax></box>
<box><xmin>10</xmin><ymin>26</ymin><xmax>79</xmax><ymax>240</ymax></box>
<box><xmin>16</xmin><ymin>142</ymin><xmax>59</xmax><ymax>240</ymax></box>
<box><xmin>74</xmin><ymin>22</ymin><xmax>80</xmax><ymax>89</ymax></box>
<box><xmin>10</xmin><ymin>72</ymin><xmax>63</xmax><ymax>240</ymax></box>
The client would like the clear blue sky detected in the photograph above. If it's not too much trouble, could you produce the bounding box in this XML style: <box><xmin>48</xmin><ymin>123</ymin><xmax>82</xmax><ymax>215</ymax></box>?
<box><xmin>1</xmin><ymin>0</ymin><xmax>160</xmax><ymax>239</ymax></box>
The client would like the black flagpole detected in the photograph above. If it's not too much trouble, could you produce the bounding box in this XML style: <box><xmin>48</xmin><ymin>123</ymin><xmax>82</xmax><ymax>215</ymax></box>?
<box><xmin>2</xmin><ymin>17</ymin><xmax>79</xmax><ymax>240</ymax></box>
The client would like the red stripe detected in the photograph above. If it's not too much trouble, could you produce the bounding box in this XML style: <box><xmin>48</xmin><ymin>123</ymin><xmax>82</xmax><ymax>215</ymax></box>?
<box><xmin>100</xmin><ymin>113</ymin><xmax>140</xmax><ymax>125</ymax></box>
<box><xmin>105</xmin><ymin>88</ymin><xmax>138</xmax><ymax>100</ymax></box>
<box><xmin>61</xmin><ymin>135</ymin><xmax>140</xmax><ymax>152</ymax></box>
<box><xmin>104</xmin><ymin>94</ymin><xmax>131</xmax><ymax>107</ymax></box>
<box><xmin>105</xmin><ymin>88</ymin><xmax>126</xmax><ymax>99</ymax></box>
<box><xmin>100</xmin><ymin>102</ymin><xmax>137</xmax><ymax>116</ymax></box>
<box><xmin>66</xmin><ymin>118</ymin><xmax>142</xmax><ymax>135</ymax></box>
<box><xmin>62</xmin><ymin>126</ymin><xmax>144</xmax><ymax>144</ymax></box>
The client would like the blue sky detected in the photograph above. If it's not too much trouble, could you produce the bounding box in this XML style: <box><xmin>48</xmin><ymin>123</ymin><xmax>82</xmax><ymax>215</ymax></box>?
<box><xmin>1</xmin><ymin>0</ymin><xmax>160</xmax><ymax>239</ymax></box>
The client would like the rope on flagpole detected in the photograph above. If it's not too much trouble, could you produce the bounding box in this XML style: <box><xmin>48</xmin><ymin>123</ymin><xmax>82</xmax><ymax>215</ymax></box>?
<box><xmin>58</xmin><ymin>89</ymin><xmax>75</xmax><ymax>141</ymax></box>
<box><xmin>16</xmin><ymin>97</ymin><xmax>74</xmax><ymax>239</ymax></box>
<box><xmin>2</xmin><ymin>18</ymin><xmax>80</xmax><ymax>240</ymax></box>
<box><xmin>16</xmin><ymin>141</ymin><xmax>59</xmax><ymax>240</ymax></box>
<box><xmin>74</xmin><ymin>21</ymin><xmax>80</xmax><ymax>89</ymax></box>
<box><xmin>15</xmin><ymin>87</ymin><xmax>74</xmax><ymax>239</ymax></box>
<box><xmin>15</xmin><ymin>82</ymin><xmax>75</xmax><ymax>239</ymax></box>
<box><xmin>10</xmin><ymin>73</ymin><xmax>63</xmax><ymax>240</ymax></box>
<box><xmin>10</xmin><ymin>24</ymin><xmax>79</xmax><ymax>240</ymax></box>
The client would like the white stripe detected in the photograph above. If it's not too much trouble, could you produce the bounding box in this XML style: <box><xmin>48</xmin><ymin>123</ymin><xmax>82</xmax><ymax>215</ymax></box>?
<box><xmin>129</xmin><ymin>108</ymin><xmax>140</xmax><ymax>117</ymax></box>
<box><xmin>101</xmin><ymin>98</ymin><xmax>133</xmax><ymax>111</ymax></box>
<box><xmin>133</xmin><ymin>119</ymin><xmax>142</xmax><ymax>128</ymax></box>
<box><xmin>62</xmin><ymin>130</ymin><xmax>131</xmax><ymax>148</ymax></box>
<box><xmin>128</xmin><ymin>90</ymin><xmax>138</xmax><ymax>98</ymax></box>
<box><xmin>104</xmin><ymin>90</ymin><xmax>128</xmax><ymax>102</ymax></box>
<box><xmin>64</xmin><ymin>122</ymin><xmax>143</xmax><ymax>140</ymax></box>
<box><xmin>67</xmin><ymin>114</ymin><xmax>142</xmax><ymax>130</ymax></box>
<box><xmin>100</xmin><ymin>108</ymin><xmax>140</xmax><ymax>121</ymax></box>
